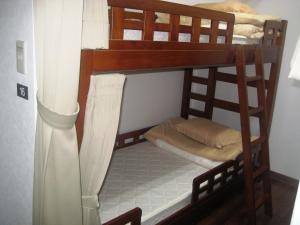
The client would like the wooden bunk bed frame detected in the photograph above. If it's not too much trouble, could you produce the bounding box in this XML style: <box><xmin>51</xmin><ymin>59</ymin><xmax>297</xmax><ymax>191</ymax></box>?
<box><xmin>76</xmin><ymin>0</ymin><xmax>287</xmax><ymax>225</ymax></box>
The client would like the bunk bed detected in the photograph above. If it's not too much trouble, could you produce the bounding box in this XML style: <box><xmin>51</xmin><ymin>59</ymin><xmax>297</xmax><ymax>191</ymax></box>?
<box><xmin>76</xmin><ymin>0</ymin><xmax>287</xmax><ymax>225</ymax></box>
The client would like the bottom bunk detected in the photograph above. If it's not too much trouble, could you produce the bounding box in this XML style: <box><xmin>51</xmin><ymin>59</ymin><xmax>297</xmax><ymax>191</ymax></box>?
<box><xmin>100</xmin><ymin>141</ymin><xmax>208</xmax><ymax>224</ymax></box>
<box><xmin>100</xmin><ymin>119</ymin><xmax>245</xmax><ymax>225</ymax></box>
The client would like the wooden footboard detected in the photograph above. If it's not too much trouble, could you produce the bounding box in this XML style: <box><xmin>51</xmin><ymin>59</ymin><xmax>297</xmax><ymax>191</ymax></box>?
<box><xmin>192</xmin><ymin>160</ymin><xmax>243</xmax><ymax>203</ymax></box>
<box><xmin>103</xmin><ymin>207</ymin><xmax>142</xmax><ymax>225</ymax></box>
<box><xmin>157</xmin><ymin>160</ymin><xmax>244</xmax><ymax>225</ymax></box>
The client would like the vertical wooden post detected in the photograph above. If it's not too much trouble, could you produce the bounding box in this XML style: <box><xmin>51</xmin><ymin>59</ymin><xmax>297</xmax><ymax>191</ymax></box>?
<box><xmin>143</xmin><ymin>11</ymin><xmax>155</xmax><ymax>41</ymax></box>
<box><xmin>169</xmin><ymin>14</ymin><xmax>180</xmax><ymax>42</ymax></box>
<box><xmin>111</xmin><ymin>7</ymin><xmax>125</xmax><ymax>39</ymax></box>
<box><xmin>210</xmin><ymin>20</ymin><xmax>219</xmax><ymax>44</ymax></box>
<box><xmin>191</xmin><ymin>18</ymin><xmax>201</xmax><ymax>43</ymax></box>
<box><xmin>265</xmin><ymin>21</ymin><xmax>287</xmax><ymax>133</ymax></box>
<box><xmin>236</xmin><ymin>46</ymin><xmax>256</xmax><ymax>225</ymax></box>
<box><xmin>76</xmin><ymin>50</ymin><xmax>94</xmax><ymax>148</ymax></box>
<box><xmin>204</xmin><ymin>68</ymin><xmax>217</xmax><ymax>119</ymax></box>
<box><xmin>225</xmin><ymin>22</ymin><xmax>234</xmax><ymax>44</ymax></box>
<box><xmin>181</xmin><ymin>68</ymin><xmax>193</xmax><ymax>119</ymax></box>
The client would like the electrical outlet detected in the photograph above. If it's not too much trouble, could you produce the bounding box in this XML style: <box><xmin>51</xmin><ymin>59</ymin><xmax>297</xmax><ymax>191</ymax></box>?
<box><xmin>17</xmin><ymin>83</ymin><xmax>28</xmax><ymax>100</ymax></box>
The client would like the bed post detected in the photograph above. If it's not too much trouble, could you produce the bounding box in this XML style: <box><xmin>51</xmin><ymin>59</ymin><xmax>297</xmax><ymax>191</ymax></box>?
<box><xmin>77</xmin><ymin>50</ymin><xmax>94</xmax><ymax>147</ymax></box>
<box><xmin>181</xmin><ymin>68</ymin><xmax>193</xmax><ymax>119</ymax></box>
<box><xmin>204</xmin><ymin>68</ymin><xmax>217</xmax><ymax>119</ymax></box>
<box><xmin>264</xmin><ymin>20</ymin><xmax>287</xmax><ymax>133</ymax></box>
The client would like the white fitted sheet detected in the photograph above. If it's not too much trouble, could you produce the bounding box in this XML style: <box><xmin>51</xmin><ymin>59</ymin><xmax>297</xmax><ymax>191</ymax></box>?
<box><xmin>99</xmin><ymin>142</ymin><xmax>208</xmax><ymax>225</ymax></box>
<box><xmin>155</xmin><ymin>139</ymin><xmax>223</xmax><ymax>169</ymax></box>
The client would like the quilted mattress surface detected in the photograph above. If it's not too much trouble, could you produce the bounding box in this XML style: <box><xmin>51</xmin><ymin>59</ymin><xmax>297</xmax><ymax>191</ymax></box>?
<box><xmin>99</xmin><ymin>141</ymin><xmax>208</xmax><ymax>224</ymax></box>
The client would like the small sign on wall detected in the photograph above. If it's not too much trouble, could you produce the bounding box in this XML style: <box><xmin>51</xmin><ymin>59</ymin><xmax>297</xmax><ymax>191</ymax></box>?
<box><xmin>17</xmin><ymin>83</ymin><xmax>28</xmax><ymax>100</ymax></box>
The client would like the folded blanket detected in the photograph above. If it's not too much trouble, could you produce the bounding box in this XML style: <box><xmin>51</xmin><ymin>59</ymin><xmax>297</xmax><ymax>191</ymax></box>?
<box><xmin>193</xmin><ymin>0</ymin><xmax>256</xmax><ymax>14</ymax></box>
<box><xmin>233</xmin><ymin>12</ymin><xmax>281</xmax><ymax>26</ymax></box>
<box><xmin>234</xmin><ymin>24</ymin><xmax>264</xmax><ymax>39</ymax></box>
<box><xmin>155</xmin><ymin>13</ymin><xmax>265</xmax><ymax>39</ymax></box>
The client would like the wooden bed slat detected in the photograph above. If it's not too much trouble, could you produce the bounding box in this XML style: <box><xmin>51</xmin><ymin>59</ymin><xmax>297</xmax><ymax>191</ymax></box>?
<box><xmin>181</xmin><ymin>69</ymin><xmax>193</xmax><ymax>119</ymax></box>
<box><xmin>143</xmin><ymin>11</ymin><xmax>155</xmax><ymax>40</ymax></box>
<box><xmin>154</xmin><ymin>23</ymin><xmax>171</xmax><ymax>32</ymax></box>
<box><xmin>124</xmin><ymin>11</ymin><xmax>144</xmax><ymax>21</ymax></box>
<box><xmin>191</xmin><ymin>18</ymin><xmax>201</xmax><ymax>43</ymax></box>
<box><xmin>191</xmin><ymin>76</ymin><xmax>208</xmax><ymax>85</ymax></box>
<box><xmin>204</xmin><ymin>68</ymin><xmax>217</xmax><ymax>119</ymax></box>
<box><xmin>124</xmin><ymin>20</ymin><xmax>144</xmax><ymax>30</ymax></box>
<box><xmin>226</xmin><ymin>23</ymin><xmax>234</xmax><ymax>44</ymax></box>
<box><xmin>210</xmin><ymin>20</ymin><xmax>219</xmax><ymax>44</ymax></box>
<box><xmin>111</xmin><ymin>7</ymin><xmax>125</xmax><ymax>39</ymax></box>
<box><xmin>189</xmin><ymin>108</ymin><xmax>206</xmax><ymax>118</ymax></box>
<box><xmin>169</xmin><ymin>15</ymin><xmax>180</xmax><ymax>41</ymax></box>
<box><xmin>215</xmin><ymin>71</ymin><xmax>270</xmax><ymax>89</ymax></box>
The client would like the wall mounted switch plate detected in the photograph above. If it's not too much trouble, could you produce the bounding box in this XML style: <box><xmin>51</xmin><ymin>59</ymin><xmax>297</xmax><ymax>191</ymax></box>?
<box><xmin>16</xmin><ymin>40</ymin><xmax>27</xmax><ymax>74</ymax></box>
<box><xmin>17</xmin><ymin>84</ymin><xmax>28</xmax><ymax>100</ymax></box>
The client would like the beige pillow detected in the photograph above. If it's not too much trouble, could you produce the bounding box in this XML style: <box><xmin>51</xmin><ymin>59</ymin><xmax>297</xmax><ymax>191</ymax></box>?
<box><xmin>233</xmin><ymin>12</ymin><xmax>281</xmax><ymax>26</ymax></box>
<box><xmin>175</xmin><ymin>117</ymin><xmax>241</xmax><ymax>149</ymax></box>
<box><xmin>144</xmin><ymin>117</ymin><xmax>186</xmax><ymax>144</ymax></box>
<box><xmin>194</xmin><ymin>0</ymin><xmax>256</xmax><ymax>14</ymax></box>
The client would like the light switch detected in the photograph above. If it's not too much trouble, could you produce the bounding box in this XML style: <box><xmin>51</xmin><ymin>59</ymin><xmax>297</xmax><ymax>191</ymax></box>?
<box><xmin>16</xmin><ymin>40</ymin><xmax>27</xmax><ymax>74</ymax></box>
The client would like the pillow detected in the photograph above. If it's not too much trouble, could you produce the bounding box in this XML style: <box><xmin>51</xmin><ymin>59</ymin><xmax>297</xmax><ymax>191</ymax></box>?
<box><xmin>175</xmin><ymin>117</ymin><xmax>241</xmax><ymax>149</ymax></box>
<box><xmin>144</xmin><ymin>117</ymin><xmax>186</xmax><ymax>144</ymax></box>
<box><xmin>233</xmin><ymin>12</ymin><xmax>281</xmax><ymax>26</ymax></box>
<box><xmin>194</xmin><ymin>0</ymin><xmax>256</xmax><ymax>14</ymax></box>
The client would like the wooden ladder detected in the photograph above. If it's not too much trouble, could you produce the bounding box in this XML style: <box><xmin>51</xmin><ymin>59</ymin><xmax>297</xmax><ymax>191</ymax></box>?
<box><xmin>236</xmin><ymin>45</ymin><xmax>273</xmax><ymax>225</ymax></box>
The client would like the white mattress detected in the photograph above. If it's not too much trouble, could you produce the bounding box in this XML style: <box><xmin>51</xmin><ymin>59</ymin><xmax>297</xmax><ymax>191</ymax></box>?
<box><xmin>99</xmin><ymin>142</ymin><xmax>208</xmax><ymax>225</ymax></box>
<box><xmin>124</xmin><ymin>30</ymin><xmax>260</xmax><ymax>45</ymax></box>
<box><xmin>155</xmin><ymin>139</ymin><xmax>223</xmax><ymax>169</ymax></box>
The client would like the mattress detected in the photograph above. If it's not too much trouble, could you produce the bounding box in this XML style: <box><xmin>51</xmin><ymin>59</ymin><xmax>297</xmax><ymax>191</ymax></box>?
<box><xmin>124</xmin><ymin>30</ymin><xmax>260</xmax><ymax>45</ymax></box>
<box><xmin>155</xmin><ymin>139</ymin><xmax>223</xmax><ymax>169</ymax></box>
<box><xmin>99</xmin><ymin>141</ymin><xmax>208</xmax><ymax>225</ymax></box>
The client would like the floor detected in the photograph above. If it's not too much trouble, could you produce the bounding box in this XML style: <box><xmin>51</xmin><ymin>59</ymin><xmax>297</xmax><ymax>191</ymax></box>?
<box><xmin>197</xmin><ymin>177</ymin><xmax>298</xmax><ymax>225</ymax></box>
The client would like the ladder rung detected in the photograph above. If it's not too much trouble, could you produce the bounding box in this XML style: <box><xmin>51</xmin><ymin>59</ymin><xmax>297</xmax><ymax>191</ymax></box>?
<box><xmin>248</xmin><ymin>107</ymin><xmax>264</xmax><ymax>116</ymax></box>
<box><xmin>255</xmin><ymin>194</ymin><xmax>270</xmax><ymax>210</ymax></box>
<box><xmin>246</xmin><ymin>76</ymin><xmax>262</xmax><ymax>83</ymax></box>
<box><xmin>251</xmin><ymin>136</ymin><xmax>266</xmax><ymax>148</ymax></box>
<box><xmin>253</xmin><ymin>165</ymin><xmax>269</xmax><ymax>179</ymax></box>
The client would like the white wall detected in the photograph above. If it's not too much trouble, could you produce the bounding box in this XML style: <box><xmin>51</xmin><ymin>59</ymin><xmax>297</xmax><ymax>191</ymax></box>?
<box><xmin>119</xmin><ymin>71</ymin><xmax>184</xmax><ymax>133</ymax></box>
<box><xmin>0</xmin><ymin>1</ymin><xmax>35</xmax><ymax>225</ymax></box>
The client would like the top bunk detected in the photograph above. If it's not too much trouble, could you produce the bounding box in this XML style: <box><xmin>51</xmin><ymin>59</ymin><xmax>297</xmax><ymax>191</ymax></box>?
<box><xmin>81</xmin><ymin>0</ymin><xmax>287</xmax><ymax>73</ymax></box>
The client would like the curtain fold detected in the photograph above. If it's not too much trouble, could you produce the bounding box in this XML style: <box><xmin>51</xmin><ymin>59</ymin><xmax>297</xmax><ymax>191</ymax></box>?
<box><xmin>289</xmin><ymin>36</ymin><xmax>300</xmax><ymax>80</ymax></box>
<box><xmin>33</xmin><ymin>0</ymin><xmax>83</xmax><ymax>225</ymax></box>
<box><xmin>80</xmin><ymin>75</ymin><xmax>126</xmax><ymax>225</ymax></box>
<box><xmin>82</xmin><ymin>0</ymin><xmax>109</xmax><ymax>49</ymax></box>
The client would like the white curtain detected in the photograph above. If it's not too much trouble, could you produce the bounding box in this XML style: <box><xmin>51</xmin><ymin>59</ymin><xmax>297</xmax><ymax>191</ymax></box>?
<box><xmin>80</xmin><ymin>75</ymin><xmax>125</xmax><ymax>225</ymax></box>
<box><xmin>82</xmin><ymin>0</ymin><xmax>109</xmax><ymax>49</ymax></box>
<box><xmin>289</xmin><ymin>37</ymin><xmax>300</xmax><ymax>80</ymax></box>
<box><xmin>80</xmin><ymin>1</ymin><xmax>126</xmax><ymax>225</ymax></box>
<box><xmin>33</xmin><ymin>0</ymin><xmax>83</xmax><ymax>225</ymax></box>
